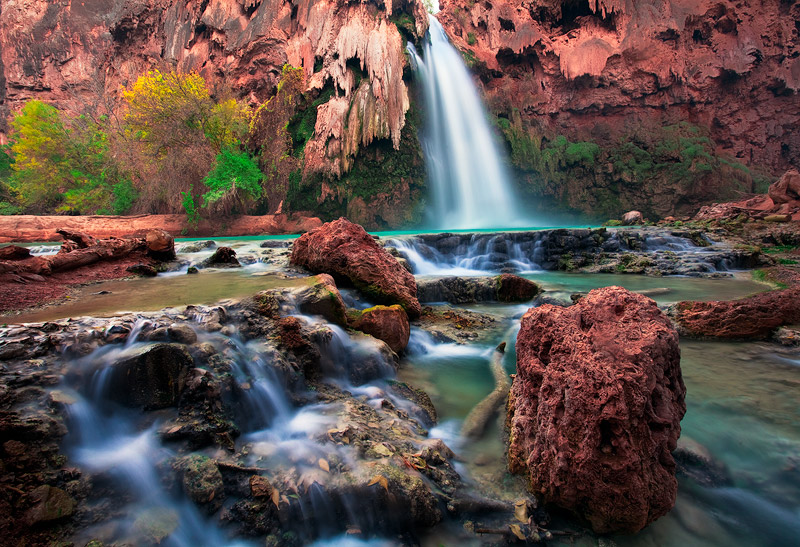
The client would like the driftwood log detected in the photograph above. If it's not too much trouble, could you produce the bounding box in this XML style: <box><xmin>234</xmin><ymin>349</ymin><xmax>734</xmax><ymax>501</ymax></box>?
<box><xmin>461</xmin><ymin>342</ymin><xmax>510</xmax><ymax>439</ymax></box>
<box><xmin>0</xmin><ymin>229</ymin><xmax>173</xmax><ymax>277</ymax></box>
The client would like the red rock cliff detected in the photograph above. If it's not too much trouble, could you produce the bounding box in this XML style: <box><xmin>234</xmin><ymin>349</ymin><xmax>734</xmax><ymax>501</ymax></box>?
<box><xmin>437</xmin><ymin>0</ymin><xmax>800</xmax><ymax>218</ymax></box>
<box><xmin>0</xmin><ymin>0</ymin><xmax>428</xmax><ymax>228</ymax></box>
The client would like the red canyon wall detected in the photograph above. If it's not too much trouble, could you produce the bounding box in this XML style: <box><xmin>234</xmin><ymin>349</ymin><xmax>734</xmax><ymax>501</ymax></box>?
<box><xmin>438</xmin><ymin>0</ymin><xmax>800</xmax><ymax>218</ymax></box>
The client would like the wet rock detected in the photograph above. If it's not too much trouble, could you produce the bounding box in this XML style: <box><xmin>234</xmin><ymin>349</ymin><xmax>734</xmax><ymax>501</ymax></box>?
<box><xmin>109</xmin><ymin>343</ymin><xmax>194</xmax><ymax>409</ymax></box>
<box><xmin>24</xmin><ymin>485</ymin><xmax>75</xmax><ymax>524</ymax></box>
<box><xmin>187</xmin><ymin>266</ymin><xmax>199</xmax><ymax>274</ymax></box>
<box><xmin>167</xmin><ymin>324</ymin><xmax>198</xmax><ymax>345</ymax></box>
<box><xmin>417</xmin><ymin>276</ymin><xmax>497</xmax><ymax>304</ymax></box>
<box><xmin>0</xmin><ymin>244</ymin><xmax>32</xmax><ymax>260</ymax></box>
<box><xmin>126</xmin><ymin>263</ymin><xmax>158</xmax><ymax>277</ymax></box>
<box><xmin>201</xmin><ymin>247</ymin><xmax>241</xmax><ymax>268</ymax></box>
<box><xmin>349</xmin><ymin>305</ymin><xmax>410</xmax><ymax>354</ymax></box>
<box><xmin>259</xmin><ymin>240</ymin><xmax>291</xmax><ymax>249</ymax></box>
<box><xmin>672</xmin><ymin>286</ymin><xmax>800</xmax><ymax>339</ymax></box>
<box><xmin>181</xmin><ymin>454</ymin><xmax>225</xmax><ymax>513</ymax></box>
<box><xmin>145</xmin><ymin>229</ymin><xmax>176</xmax><ymax>261</ymax></box>
<box><xmin>293</xmin><ymin>274</ymin><xmax>348</xmax><ymax>326</ymax></box>
<box><xmin>290</xmin><ymin>218</ymin><xmax>421</xmax><ymax>318</ymax></box>
<box><xmin>386</xmin><ymin>380</ymin><xmax>437</xmax><ymax>427</ymax></box>
<box><xmin>622</xmin><ymin>210</ymin><xmax>645</xmax><ymax>225</ymax></box>
<box><xmin>249</xmin><ymin>475</ymin><xmax>273</xmax><ymax>498</ymax></box>
<box><xmin>508</xmin><ymin>286</ymin><xmax>686</xmax><ymax>534</ymax></box>
<box><xmin>178</xmin><ymin>240</ymin><xmax>216</xmax><ymax>253</ymax></box>
<box><xmin>497</xmin><ymin>274</ymin><xmax>540</xmax><ymax>302</ymax></box>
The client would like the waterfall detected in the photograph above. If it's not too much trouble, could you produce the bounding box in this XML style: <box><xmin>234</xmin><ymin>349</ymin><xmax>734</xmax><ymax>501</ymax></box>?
<box><xmin>408</xmin><ymin>15</ymin><xmax>526</xmax><ymax>230</ymax></box>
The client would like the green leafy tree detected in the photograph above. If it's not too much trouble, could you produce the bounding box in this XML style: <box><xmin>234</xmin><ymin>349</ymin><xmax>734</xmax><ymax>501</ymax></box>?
<box><xmin>8</xmin><ymin>101</ymin><xmax>129</xmax><ymax>214</ymax></box>
<box><xmin>201</xmin><ymin>146</ymin><xmax>264</xmax><ymax>216</ymax></box>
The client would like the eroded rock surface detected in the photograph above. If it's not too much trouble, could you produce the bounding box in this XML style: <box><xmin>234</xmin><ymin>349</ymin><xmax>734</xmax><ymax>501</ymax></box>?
<box><xmin>508</xmin><ymin>286</ymin><xmax>686</xmax><ymax>533</ymax></box>
<box><xmin>672</xmin><ymin>286</ymin><xmax>800</xmax><ymax>339</ymax></box>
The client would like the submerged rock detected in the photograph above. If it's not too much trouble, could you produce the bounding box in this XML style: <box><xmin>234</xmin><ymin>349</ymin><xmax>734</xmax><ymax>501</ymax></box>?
<box><xmin>349</xmin><ymin>304</ymin><xmax>410</xmax><ymax>354</ymax></box>
<box><xmin>109</xmin><ymin>343</ymin><xmax>194</xmax><ymax>409</ymax></box>
<box><xmin>417</xmin><ymin>274</ymin><xmax>540</xmax><ymax>304</ymax></box>
<box><xmin>508</xmin><ymin>286</ymin><xmax>686</xmax><ymax>534</ymax></box>
<box><xmin>290</xmin><ymin>218</ymin><xmax>421</xmax><ymax>318</ymax></box>
<box><xmin>201</xmin><ymin>247</ymin><xmax>241</xmax><ymax>268</ymax></box>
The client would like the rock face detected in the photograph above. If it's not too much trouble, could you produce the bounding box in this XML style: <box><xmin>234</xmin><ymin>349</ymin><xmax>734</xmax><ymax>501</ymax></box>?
<box><xmin>0</xmin><ymin>0</ymin><xmax>426</xmax><ymax>229</ymax></box>
<box><xmin>695</xmin><ymin>169</ymin><xmax>800</xmax><ymax>221</ymax></box>
<box><xmin>349</xmin><ymin>305</ymin><xmax>411</xmax><ymax>354</ymax></box>
<box><xmin>672</xmin><ymin>287</ymin><xmax>800</xmax><ymax>339</ymax></box>
<box><xmin>438</xmin><ymin>0</ymin><xmax>800</xmax><ymax>219</ymax></box>
<box><xmin>0</xmin><ymin>214</ymin><xmax>322</xmax><ymax>243</ymax></box>
<box><xmin>109</xmin><ymin>343</ymin><xmax>194</xmax><ymax>409</ymax></box>
<box><xmin>290</xmin><ymin>218</ymin><xmax>421</xmax><ymax>318</ymax></box>
<box><xmin>508</xmin><ymin>286</ymin><xmax>686</xmax><ymax>534</ymax></box>
<box><xmin>416</xmin><ymin>274</ymin><xmax>540</xmax><ymax>304</ymax></box>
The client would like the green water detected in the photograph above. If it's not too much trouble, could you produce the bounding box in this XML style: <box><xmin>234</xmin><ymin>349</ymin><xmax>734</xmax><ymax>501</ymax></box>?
<box><xmin>399</xmin><ymin>276</ymin><xmax>800</xmax><ymax>546</ymax></box>
<box><xmin>2</xmin><ymin>271</ymin><xmax>306</xmax><ymax>323</ymax></box>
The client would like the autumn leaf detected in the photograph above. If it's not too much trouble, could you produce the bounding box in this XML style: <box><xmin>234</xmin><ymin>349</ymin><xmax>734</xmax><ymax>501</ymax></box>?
<box><xmin>318</xmin><ymin>458</ymin><xmax>330</xmax><ymax>472</ymax></box>
<box><xmin>367</xmin><ymin>475</ymin><xmax>389</xmax><ymax>492</ymax></box>
<box><xmin>514</xmin><ymin>499</ymin><xmax>529</xmax><ymax>523</ymax></box>
<box><xmin>509</xmin><ymin>523</ymin><xmax>526</xmax><ymax>540</ymax></box>
<box><xmin>271</xmin><ymin>489</ymin><xmax>280</xmax><ymax>508</ymax></box>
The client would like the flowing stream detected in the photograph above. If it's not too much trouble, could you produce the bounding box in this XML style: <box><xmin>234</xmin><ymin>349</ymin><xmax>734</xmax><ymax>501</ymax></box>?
<box><xmin>407</xmin><ymin>16</ymin><xmax>525</xmax><ymax>230</ymax></box>
<box><xmin>5</xmin><ymin>233</ymin><xmax>799</xmax><ymax>545</ymax></box>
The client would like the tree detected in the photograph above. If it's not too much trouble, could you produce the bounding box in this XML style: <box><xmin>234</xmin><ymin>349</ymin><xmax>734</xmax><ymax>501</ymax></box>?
<box><xmin>120</xmin><ymin>69</ymin><xmax>250</xmax><ymax>214</ymax></box>
<box><xmin>7</xmin><ymin>101</ymin><xmax>131</xmax><ymax>214</ymax></box>
<box><xmin>202</xmin><ymin>146</ymin><xmax>263</xmax><ymax>216</ymax></box>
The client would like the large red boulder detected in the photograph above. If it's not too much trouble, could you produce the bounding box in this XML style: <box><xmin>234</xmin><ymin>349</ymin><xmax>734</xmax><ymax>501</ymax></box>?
<box><xmin>508</xmin><ymin>286</ymin><xmax>685</xmax><ymax>534</ymax></box>
<box><xmin>290</xmin><ymin>218</ymin><xmax>421</xmax><ymax>318</ymax></box>
<box><xmin>768</xmin><ymin>169</ymin><xmax>800</xmax><ymax>205</ymax></box>
<box><xmin>673</xmin><ymin>287</ymin><xmax>800</xmax><ymax>339</ymax></box>
<box><xmin>349</xmin><ymin>305</ymin><xmax>411</xmax><ymax>354</ymax></box>
<box><xmin>145</xmin><ymin>229</ymin><xmax>176</xmax><ymax>260</ymax></box>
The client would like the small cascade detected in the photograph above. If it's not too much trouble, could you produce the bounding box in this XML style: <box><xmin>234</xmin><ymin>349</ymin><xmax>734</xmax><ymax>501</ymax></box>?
<box><xmin>389</xmin><ymin>235</ymin><xmax>542</xmax><ymax>275</ymax></box>
<box><xmin>408</xmin><ymin>16</ymin><xmax>527</xmax><ymax>230</ymax></box>
<box><xmin>63</xmin><ymin>338</ymin><xmax>250</xmax><ymax>547</ymax></box>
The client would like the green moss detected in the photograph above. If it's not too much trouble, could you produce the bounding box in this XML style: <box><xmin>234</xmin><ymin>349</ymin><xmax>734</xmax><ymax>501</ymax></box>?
<box><xmin>467</xmin><ymin>32</ymin><xmax>477</xmax><ymax>46</ymax></box>
<box><xmin>604</xmin><ymin>219</ymin><xmax>623</xmax><ymax>226</ymax></box>
<box><xmin>763</xmin><ymin>245</ymin><xmax>798</xmax><ymax>254</ymax></box>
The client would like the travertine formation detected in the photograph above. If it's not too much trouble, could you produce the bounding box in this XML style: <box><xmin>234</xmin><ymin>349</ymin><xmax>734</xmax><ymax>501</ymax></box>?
<box><xmin>0</xmin><ymin>0</ymin><xmax>427</xmax><ymax>181</ymax></box>
<box><xmin>508</xmin><ymin>286</ymin><xmax>686</xmax><ymax>533</ymax></box>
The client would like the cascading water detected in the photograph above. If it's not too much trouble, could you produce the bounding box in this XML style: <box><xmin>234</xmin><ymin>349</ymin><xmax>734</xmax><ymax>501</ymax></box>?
<box><xmin>408</xmin><ymin>16</ymin><xmax>526</xmax><ymax>230</ymax></box>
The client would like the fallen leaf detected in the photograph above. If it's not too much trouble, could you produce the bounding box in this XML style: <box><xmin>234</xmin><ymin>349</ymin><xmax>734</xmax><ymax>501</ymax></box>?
<box><xmin>514</xmin><ymin>499</ymin><xmax>529</xmax><ymax>523</ymax></box>
<box><xmin>318</xmin><ymin>458</ymin><xmax>330</xmax><ymax>472</ymax></box>
<box><xmin>509</xmin><ymin>523</ymin><xmax>526</xmax><ymax>541</ymax></box>
<box><xmin>271</xmin><ymin>489</ymin><xmax>280</xmax><ymax>508</ymax></box>
<box><xmin>166</xmin><ymin>426</ymin><xmax>181</xmax><ymax>434</ymax></box>
<box><xmin>372</xmin><ymin>443</ymin><xmax>393</xmax><ymax>457</ymax></box>
<box><xmin>367</xmin><ymin>475</ymin><xmax>389</xmax><ymax>492</ymax></box>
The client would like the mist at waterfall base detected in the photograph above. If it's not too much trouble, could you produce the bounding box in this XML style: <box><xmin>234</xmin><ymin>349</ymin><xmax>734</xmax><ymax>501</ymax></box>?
<box><xmin>408</xmin><ymin>16</ymin><xmax>578</xmax><ymax>231</ymax></box>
